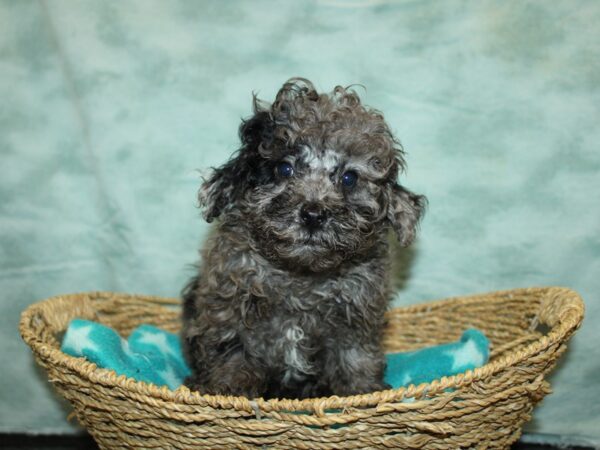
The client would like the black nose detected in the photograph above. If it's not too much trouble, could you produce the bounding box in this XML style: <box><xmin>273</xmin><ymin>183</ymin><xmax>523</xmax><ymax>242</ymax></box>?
<box><xmin>300</xmin><ymin>203</ymin><xmax>327</xmax><ymax>229</ymax></box>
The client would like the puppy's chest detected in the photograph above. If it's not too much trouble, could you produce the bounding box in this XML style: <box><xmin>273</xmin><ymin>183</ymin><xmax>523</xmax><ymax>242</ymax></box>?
<box><xmin>263</xmin><ymin>314</ymin><xmax>319</xmax><ymax>381</ymax></box>
<box><xmin>244</xmin><ymin>280</ymin><xmax>350</xmax><ymax>377</ymax></box>
<box><xmin>233</xmin><ymin>255</ymin><xmax>386</xmax><ymax>376</ymax></box>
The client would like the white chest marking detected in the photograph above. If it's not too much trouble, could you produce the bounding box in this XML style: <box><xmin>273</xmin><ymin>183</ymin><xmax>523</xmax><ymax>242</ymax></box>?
<box><xmin>282</xmin><ymin>325</ymin><xmax>313</xmax><ymax>383</ymax></box>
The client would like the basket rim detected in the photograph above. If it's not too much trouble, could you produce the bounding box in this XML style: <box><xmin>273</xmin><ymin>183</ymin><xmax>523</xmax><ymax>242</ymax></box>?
<box><xmin>19</xmin><ymin>286</ymin><xmax>584</xmax><ymax>416</ymax></box>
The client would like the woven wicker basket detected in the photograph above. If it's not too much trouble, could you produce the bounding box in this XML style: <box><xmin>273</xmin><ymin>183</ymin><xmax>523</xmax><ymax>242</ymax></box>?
<box><xmin>20</xmin><ymin>287</ymin><xmax>583</xmax><ymax>450</ymax></box>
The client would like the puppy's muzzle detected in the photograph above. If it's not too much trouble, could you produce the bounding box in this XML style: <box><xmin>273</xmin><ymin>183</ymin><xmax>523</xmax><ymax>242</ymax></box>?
<box><xmin>300</xmin><ymin>203</ymin><xmax>328</xmax><ymax>230</ymax></box>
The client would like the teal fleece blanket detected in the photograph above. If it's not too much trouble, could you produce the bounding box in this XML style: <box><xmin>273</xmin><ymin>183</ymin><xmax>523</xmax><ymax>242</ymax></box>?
<box><xmin>61</xmin><ymin>319</ymin><xmax>489</xmax><ymax>391</ymax></box>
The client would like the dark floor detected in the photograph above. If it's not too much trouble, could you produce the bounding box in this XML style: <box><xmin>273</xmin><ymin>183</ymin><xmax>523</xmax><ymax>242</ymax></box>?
<box><xmin>0</xmin><ymin>434</ymin><xmax>594</xmax><ymax>450</ymax></box>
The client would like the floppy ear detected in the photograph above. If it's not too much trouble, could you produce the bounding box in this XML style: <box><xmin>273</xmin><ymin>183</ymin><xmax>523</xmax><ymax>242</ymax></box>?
<box><xmin>387</xmin><ymin>184</ymin><xmax>426</xmax><ymax>246</ymax></box>
<box><xmin>199</xmin><ymin>111</ymin><xmax>274</xmax><ymax>222</ymax></box>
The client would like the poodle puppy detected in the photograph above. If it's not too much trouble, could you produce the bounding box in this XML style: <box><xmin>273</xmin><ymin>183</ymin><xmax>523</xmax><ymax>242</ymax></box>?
<box><xmin>182</xmin><ymin>78</ymin><xmax>425</xmax><ymax>399</ymax></box>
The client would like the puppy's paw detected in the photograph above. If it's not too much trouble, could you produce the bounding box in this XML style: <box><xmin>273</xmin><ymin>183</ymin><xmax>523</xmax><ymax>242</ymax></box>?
<box><xmin>183</xmin><ymin>375</ymin><xmax>207</xmax><ymax>393</ymax></box>
<box><xmin>365</xmin><ymin>380</ymin><xmax>392</xmax><ymax>393</ymax></box>
<box><xmin>331</xmin><ymin>379</ymin><xmax>391</xmax><ymax>396</ymax></box>
<box><xmin>184</xmin><ymin>374</ymin><xmax>265</xmax><ymax>398</ymax></box>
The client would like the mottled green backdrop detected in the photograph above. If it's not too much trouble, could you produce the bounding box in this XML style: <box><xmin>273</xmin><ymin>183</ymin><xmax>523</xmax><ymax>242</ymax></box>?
<box><xmin>1</xmin><ymin>0</ymin><xmax>598</xmax><ymax>445</ymax></box>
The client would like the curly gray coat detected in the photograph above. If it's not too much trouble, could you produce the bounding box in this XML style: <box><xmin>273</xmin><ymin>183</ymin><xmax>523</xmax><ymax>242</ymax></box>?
<box><xmin>182</xmin><ymin>78</ymin><xmax>426</xmax><ymax>399</ymax></box>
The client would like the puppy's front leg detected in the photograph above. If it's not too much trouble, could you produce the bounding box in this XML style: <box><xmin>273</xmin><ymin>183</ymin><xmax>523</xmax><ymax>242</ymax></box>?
<box><xmin>325</xmin><ymin>341</ymin><xmax>389</xmax><ymax>396</ymax></box>
<box><xmin>184</xmin><ymin>350</ymin><xmax>267</xmax><ymax>398</ymax></box>
<box><xmin>184</xmin><ymin>327</ymin><xmax>268</xmax><ymax>398</ymax></box>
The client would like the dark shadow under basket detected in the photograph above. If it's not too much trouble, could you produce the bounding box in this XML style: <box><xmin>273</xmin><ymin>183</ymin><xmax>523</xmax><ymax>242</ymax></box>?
<box><xmin>20</xmin><ymin>287</ymin><xmax>584</xmax><ymax>449</ymax></box>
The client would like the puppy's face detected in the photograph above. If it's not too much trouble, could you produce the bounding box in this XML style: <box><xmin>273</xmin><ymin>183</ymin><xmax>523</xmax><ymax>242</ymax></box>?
<box><xmin>200</xmin><ymin>79</ymin><xmax>425</xmax><ymax>271</ymax></box>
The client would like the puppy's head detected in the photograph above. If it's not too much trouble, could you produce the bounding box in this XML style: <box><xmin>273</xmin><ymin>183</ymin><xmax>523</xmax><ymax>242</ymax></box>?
<box><xmin>200</xmin><ymin>78</ymin><xmax>426</xmax><ymax>271</ymax></box>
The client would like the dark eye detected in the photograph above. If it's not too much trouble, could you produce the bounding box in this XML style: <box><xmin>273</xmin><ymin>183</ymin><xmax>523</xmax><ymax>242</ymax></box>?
<box><xmin>341</xmin><ymin>170</ymin><xmax>358</xmax><ymax>187</ymax></box>
<box><xmin>276</xmin><ymin>161</ymin><xmax>294</xmax><ymax>178</ymax></box>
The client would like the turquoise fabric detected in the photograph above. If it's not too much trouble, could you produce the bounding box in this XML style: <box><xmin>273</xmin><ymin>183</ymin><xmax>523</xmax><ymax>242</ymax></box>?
<box><xmin>1</xmin><ymin>0</ymin><xmax>599</xmax><ymax>446</ymax></box>
<box><xmin>60</xmin><ymin>320</ymin><xmax>488</xmax><ymax>391</ymax></box>
<box><xmin>384</xmin><ymin>329</ymin><xmax>489</xmax><ymax>388</ymax></box>
<box><xmin>61</xmin><ymin>320</ymin><xmax>191</xmax><ymax>390</ymax></box>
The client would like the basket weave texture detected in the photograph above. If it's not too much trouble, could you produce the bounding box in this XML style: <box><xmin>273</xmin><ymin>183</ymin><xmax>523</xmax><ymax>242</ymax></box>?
<box><xmin>20</xmin><ymin>287</ymin><xmax>583</xmax><ymax>450</ymax></box>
